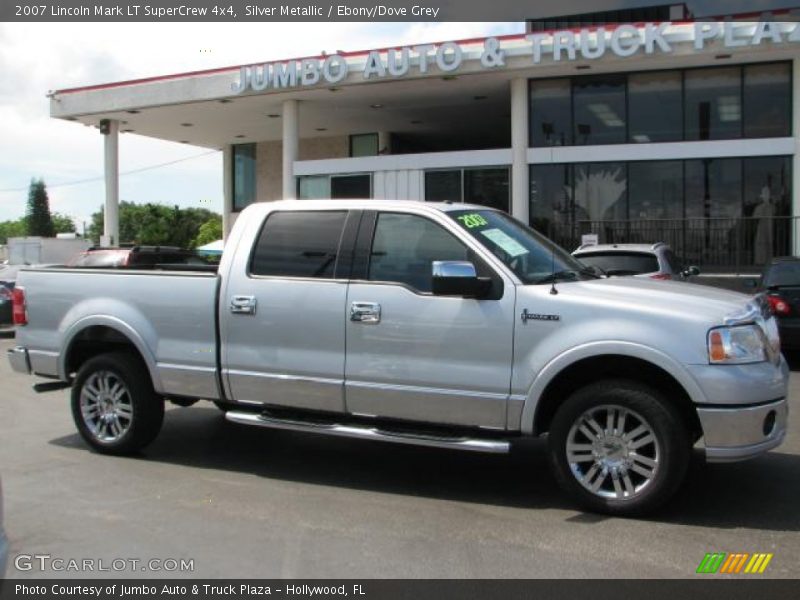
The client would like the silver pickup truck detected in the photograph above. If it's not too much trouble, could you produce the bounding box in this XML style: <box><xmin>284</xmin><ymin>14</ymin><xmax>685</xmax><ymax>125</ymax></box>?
<box><xmin>7</xmin><ymin>200</ymin><xmax>789</xmax><ymax>515</ymax></box>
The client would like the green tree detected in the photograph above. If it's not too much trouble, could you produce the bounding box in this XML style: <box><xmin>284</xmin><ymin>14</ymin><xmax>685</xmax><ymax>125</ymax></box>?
<box><xmin>87</xmin><ymin>202</ymin><xmax>220</xmax><ymax>249</ymax></box>
<box><xmin>25</xmin><ymin>178</ymin><xmax>55</xmax><ymax>237</ymax></box>
<box><xmin>0</xmin><ymin>218</ymin><xmax>27</xmax><ymax>244</ymax></box>
<box><xmin>193</xmin><ymin>216</ymin><xmax>223</xmax><ymax>248</ymax></box>
<box><xmin>51</xmin><ymin>213</ymin><xmax>77</xmax><ymax>234</ymax></box>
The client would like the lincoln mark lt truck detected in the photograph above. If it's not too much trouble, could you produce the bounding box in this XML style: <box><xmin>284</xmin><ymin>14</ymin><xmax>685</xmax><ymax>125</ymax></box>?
<box><xmin>7</xmin><ymin>200</ymin><xmax>789</xmax><ymax>515</ymax></box>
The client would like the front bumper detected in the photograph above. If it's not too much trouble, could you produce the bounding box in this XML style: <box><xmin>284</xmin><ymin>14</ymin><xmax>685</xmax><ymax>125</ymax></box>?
<box><xmin>698</xmin><ymin>397</ymin><xmax>788</xmax><ymax>462</ymax></box>
<box><xmin>7</xmin><ymin>346</ymin><xmax>30</xmax><ymax>375</ymax></box>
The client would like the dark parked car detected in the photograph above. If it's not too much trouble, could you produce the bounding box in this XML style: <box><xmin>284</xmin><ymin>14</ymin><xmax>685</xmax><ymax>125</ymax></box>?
<box><xmin>67</xmin><ymin>246</ymin><xmax>210</xmax><ymax>269</ymax></box>
<box><xmin>0</xmin><ymin>266</ymin><xmax>20</xmax><ymax>329</ymax></box>
<box><xmin>757</xmin><ymin>257</ymin><xmax>800</xmax><ymax>350</ymax></box>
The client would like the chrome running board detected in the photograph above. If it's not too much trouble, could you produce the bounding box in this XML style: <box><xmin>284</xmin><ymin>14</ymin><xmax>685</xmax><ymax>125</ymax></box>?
<box><xmin>225</xmin><ymin>411</ymin><xmax>510</xmax><ymax>454</ymax></box>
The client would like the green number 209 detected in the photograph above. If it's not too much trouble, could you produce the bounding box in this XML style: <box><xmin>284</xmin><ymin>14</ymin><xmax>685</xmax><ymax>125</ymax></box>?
<box><xmin>457</xmin><ymin>214</ymin><xmax>488</xmax><ymax>229</ymax></box>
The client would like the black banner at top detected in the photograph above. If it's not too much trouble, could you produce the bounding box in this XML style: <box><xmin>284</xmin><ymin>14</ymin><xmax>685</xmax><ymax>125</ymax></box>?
<box><xmin>2</xmin><ymin>0</ymin><xmax>800</xmax><ymax>22</ymax></box>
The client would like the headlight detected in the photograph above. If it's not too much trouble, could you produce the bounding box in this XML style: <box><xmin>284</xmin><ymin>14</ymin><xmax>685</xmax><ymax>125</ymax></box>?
<box><xmin>708</xmin><ymin>325</ymin><xmax>768</xmax><ymax>364</ymax></box>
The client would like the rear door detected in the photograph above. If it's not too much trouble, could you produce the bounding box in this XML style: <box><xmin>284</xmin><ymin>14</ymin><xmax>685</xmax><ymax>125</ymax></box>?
<box><xmin>343</xmin><ymin>210</ymin><xmax>515</xmax><ymax>429</ymax></box>
<box><xmin>222</xmin><ymin>209</ymin><xmax>358</xmax><ymax>412</ymax></box>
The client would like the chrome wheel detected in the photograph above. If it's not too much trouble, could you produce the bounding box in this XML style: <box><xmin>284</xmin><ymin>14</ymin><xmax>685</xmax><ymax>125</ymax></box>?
<box><xmin>79</xmin><ymin>370</ymin><xmax>134</xmax><ymax>443</ymax></box>
<box><xmin>565</xmin><ymin>404</ymin><xmax>660</xmax><ymax>500</ymax></box>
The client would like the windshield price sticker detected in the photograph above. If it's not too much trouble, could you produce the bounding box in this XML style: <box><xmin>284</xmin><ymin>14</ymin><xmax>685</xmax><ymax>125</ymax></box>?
<box><xmin>480</xmin><ymin>228</ymin><xmax>528</xmax><ymax>258</ymax></box>
<box><xmin>457</xmin><ymin>213</ymin><xmax>488</xmax><ymax>229</ymax></box>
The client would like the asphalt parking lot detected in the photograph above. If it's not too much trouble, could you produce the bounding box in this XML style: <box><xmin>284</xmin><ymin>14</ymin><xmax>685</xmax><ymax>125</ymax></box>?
<box><xmin>0</xmin><ymin>332</ymin><xmax>798</xmax><ymax>579</ymax></box>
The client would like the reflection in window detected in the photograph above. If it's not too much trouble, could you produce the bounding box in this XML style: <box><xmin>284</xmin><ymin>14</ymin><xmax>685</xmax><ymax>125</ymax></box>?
<box><xmin>628</xmin><ymin>161</ymin><xmax>683</xmax><ymax>220</ymax></box>
<box><xmin>573</xmin><ymin>163</ymin><xmax>627</xmax><ymax>222</ymax></box>
<box><xmin>250</xmin><ymin>211</ymin><xmax>347</xmax><ymax>279</ymax></box>
<box><xmin>530</xmin><ymin>79</ymin><xmax>572</xmax><ymax>146</ymax></box>
<box><xmin>464</xmin><ymin>168</ymin><xmax>509</xmax><ymax>212</ymax></box>
<box><xmin>685</xmin><ymin>67</ymin><xmax>742</xmax><ymax>141</ymax></box>
<box><xmin>573</xmin><ymin>75</ymin><xmax>627</xmax><ymax>145</ymax></box>
<box><xmin>628</xmin><ymin>71</ymin><xmax>682</xmax><ymax>143</ymax></box>
<box><xmin>530</xmin><ymin>164</ymin><xmax>572</xmax><ymax>245</ymax></box>
<box><xmin>425</xmin><ymin>170</ymin><xmax>462</xmax><ymax>202</ymax></box>
<box><xmin>744</xmin><ymin>157</ymin><xmax>792</xmax><ymax>264</ymax></box>
<box><xmin>369</xmin><ymin>213</ymin><xmax>468</xmax><ymax>293</ymax></box>
<box><xmin>744</xmin><ymin>63</ymin><xmax>792</xmax><ymax>139</ymax></box>
<box><xmin>232</xmin><ymin>143</ymin><xmax>257</xmax><ymax>211</ymax></box>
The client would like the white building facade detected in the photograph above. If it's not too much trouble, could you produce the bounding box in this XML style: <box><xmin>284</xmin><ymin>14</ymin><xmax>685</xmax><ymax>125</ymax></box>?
<box><xmin>50</xmin><ymin>20</ymin><xmax>800</xmax><ymax>270</ymax></box>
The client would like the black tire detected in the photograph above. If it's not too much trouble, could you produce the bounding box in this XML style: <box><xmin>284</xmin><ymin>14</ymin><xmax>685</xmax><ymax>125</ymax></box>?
<box><xmin>71</xmin><ymin>352</ymin><xmax>164</xmax><ymax>455</ymax></box>
<box><xmin>547</xmin><ymin>379</ymin><xmax>690</xmax><ymax>517</ymax></box>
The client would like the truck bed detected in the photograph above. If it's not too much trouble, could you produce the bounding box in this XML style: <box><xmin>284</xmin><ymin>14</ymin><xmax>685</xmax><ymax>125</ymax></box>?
<box><xmin>14</xmin><ymin>267</ymin><xmax>221</xmax><ymax>400</ymax></box>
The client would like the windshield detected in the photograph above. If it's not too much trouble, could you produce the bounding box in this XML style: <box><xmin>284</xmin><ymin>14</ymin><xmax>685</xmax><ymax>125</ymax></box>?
<box><xmin>448</xmin><ymin>209</ymin><xmax>596</xmax><ymax>285</ymax></box>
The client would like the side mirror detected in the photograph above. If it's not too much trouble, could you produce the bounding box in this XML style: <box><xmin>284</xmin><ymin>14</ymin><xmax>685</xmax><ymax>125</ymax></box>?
<box><xmin>682</xmin><ymin>266</ymin><xmax>700</xmax><ymax>278</ymax></box>
<box><xmin>431</xmin><ymin>261</ymin><xmax>490</xmax><ymax>298</ymax></box>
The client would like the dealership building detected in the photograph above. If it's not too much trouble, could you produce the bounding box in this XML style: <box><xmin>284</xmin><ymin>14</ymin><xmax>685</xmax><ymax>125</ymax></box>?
<box><xmin>50</xmin><ymin>14</ymin><xmax>800</xmax><ymax>269</ymax></box>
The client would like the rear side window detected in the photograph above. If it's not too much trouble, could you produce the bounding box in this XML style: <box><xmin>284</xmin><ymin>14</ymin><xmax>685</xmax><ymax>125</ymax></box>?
<box><xmin>575</xmin><ymin>252</ymin><xmax>659</xmax><ymax>275</ymax></box>
<box><xmin>369</xmin><ymin>213</ymin><xmax>469</xmax><ymax>293</ymax></box>
<box><xmin>250</xmin><ymin>211</ymin><xmax>347</xmax><ymax>279</ymax></box>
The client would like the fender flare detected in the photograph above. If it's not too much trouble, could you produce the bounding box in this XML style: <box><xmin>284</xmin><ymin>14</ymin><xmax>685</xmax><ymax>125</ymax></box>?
<box><xmin>59</xmin><ymin>315</ymin><xmax>163</xmax><ymax>392</ymax></box>
<box><xmin>520</xmin><ymin>341</ymin><xmax>707</xmax><ymax>435</ymax></box>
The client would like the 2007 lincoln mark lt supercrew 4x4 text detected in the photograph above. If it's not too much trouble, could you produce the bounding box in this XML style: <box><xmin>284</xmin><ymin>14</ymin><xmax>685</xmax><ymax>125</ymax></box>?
<box><xmin>7</xmin><ymin>200</ymin><xmax>789</xmax><ymax>515</ymax></box>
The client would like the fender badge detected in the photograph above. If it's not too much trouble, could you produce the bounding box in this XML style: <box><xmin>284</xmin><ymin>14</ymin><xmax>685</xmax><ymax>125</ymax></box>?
<box><xmin>521</xmin><ymin>309</ymin><xmax>560</xmax><ymax>324</ymax></box>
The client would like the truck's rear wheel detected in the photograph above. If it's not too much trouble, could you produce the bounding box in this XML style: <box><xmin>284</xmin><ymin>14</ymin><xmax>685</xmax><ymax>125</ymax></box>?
<box><xmin>547</xmin><ymin>379</ymin><xmax>689</xmax><ymax>516</ymax></box>
<box><xmin>71</xmin><ymin>352</ymin><xmax>164</xmax><ymax>455</ymax></box>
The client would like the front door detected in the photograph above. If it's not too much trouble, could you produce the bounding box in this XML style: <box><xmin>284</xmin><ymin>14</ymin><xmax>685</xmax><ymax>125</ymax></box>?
<box><xmin>344</xmin><ymin>210</ymin><xmax>515</xmax><ymax>429</ymax></box>
<box><xmin>223</xmin><ymin>209</ymin><xmax>355</xmax><ymax>412</ymax></box>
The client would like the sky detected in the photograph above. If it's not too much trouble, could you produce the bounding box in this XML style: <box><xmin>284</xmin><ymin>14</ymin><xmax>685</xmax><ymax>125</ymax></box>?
<box><xmin>0</xmin><ymin>21</ymin><xmax>521</xmax><ymax>231</ymax></box>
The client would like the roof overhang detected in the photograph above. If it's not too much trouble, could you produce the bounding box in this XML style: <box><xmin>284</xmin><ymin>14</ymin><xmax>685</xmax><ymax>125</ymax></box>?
<box><xmin>48</xmin><ymin>21</ymin><xmax>800</xmax><ymax>149</ymax></box>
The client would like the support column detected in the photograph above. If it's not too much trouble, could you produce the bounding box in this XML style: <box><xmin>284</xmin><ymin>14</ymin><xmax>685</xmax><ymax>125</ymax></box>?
<box><xmin>102</xmin><ymin>119</ymin><xmax>119</xmax><ymax>247</ymax></box>
<box><xmin>282</xmin><ymin>99</ymin><xmax>299</xmax><ymax>200</ymax></box>
<box><xmin>510</xmin><ymin>78</ymin><xmax>529</xmax><ymax>225</ymax></box>
<box><xmin>793</xmin><ymin>58</ymin><xmax>800</xmax><ymax>256</ymax></box>
<box><xmin>222</xmin><ymin>145</ymin><xmax>234</xmax><ymax>240</ymax></box>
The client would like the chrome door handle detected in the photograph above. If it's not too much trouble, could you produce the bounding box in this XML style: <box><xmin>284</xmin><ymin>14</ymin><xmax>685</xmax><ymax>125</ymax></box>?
<box><xmin>230</xmin><ymin>295</ymin><xmax>257</xmax><ymax>315</ymax></box>
<box><xmin>350</xmin><ymin>302</ymin><xmax>381</xmax><ymax>324</ymax></box>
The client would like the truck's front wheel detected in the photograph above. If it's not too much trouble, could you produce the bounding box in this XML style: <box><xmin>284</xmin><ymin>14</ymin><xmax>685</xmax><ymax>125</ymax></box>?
<box><xmin>547</xmin><ymin>379</ymin><xmax>690</xmax><ymax>516</ymax></box>
<box><xmin>71</xmin><ymin>352</ymin><xmax>164</xmax><ymax>455</ymax></box>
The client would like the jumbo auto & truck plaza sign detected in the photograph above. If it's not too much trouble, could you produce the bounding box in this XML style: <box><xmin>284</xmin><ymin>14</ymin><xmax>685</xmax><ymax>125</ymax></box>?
<box><xmin>231</xmin><ymin>20</ymin><xmax>800</xmax><ymax>94</ymax></box>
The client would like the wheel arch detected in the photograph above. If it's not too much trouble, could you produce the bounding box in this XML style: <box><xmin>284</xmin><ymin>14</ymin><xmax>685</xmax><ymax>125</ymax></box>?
<box><xmin>60</xmin><ymin>317</ymin><xmax>162</xmax><ymax>392</ymax></box>
<box><xmin>522</xmin><ymin>342</ymin><xmax>705</xmax><ymax>438</ymax></box>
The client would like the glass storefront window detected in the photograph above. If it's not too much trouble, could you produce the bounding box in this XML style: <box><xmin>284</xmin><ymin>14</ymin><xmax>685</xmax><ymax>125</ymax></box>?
<box><xmin>530</xmin><ymin>164</ymin><xmax>572</xmax><ymax>245</ymax></box>
<box><xmin>330</xmin><ymin>174</ymin><xmax>371</xmax><ymax>199</ymax></box>
<box><xmin>628</xmin><ymin>161</ymin><xmax>683</xmax><ymax>220</ymax></box>
<box><xmin>464</xmin><ymin>168</ymin><xmax>509</xmax><ymax>212</ymax></box>
<box><xmin>573</xmin><ymin>75</ymin><xmax>627</xmax><ymax>145</ymax></box>
<box><xmin>573</xmin><ymin>163</ymin><xmax>627</xmax><ymax>222</ymax></box>
<box><xmin>744</xmin><ymin>63</ymin><xmax>792</xmax><ymax>139</ymax></box>
<box><xmin>298</xmin><ymin>175</ymin><xmax>329</xmax><ymax>199</ymax></box>
<box><xmin>529</xmin><ymin>79</ymin><xmax>572</xmax><ymax>146</ymax></box>
<box><xmin>349</xmin><ymin>133</ymin><xmax>379</xmax><ymax>157</ymax></box>
<box><xmin>684</xmin><ymin>67</ymin><xmax>742</xmax><ymax>141</ymax></box>
<box><xmin>628</xmin><ymin>71</ymin><xmax>682</xmax><ymax>143</ymax></box>
<box><xmin>530</xmin><ymin>62</ymin><xmax>791</xmax><ymax>148</ymax></box>
<box><xmin>232</xmin><ymin>143</ymin><xmax>257</xmax><ymax>211</ymax></box>
<box><xmin>425</xmin><ymin>170</ymin><xmax>462</xmax><ymax>202</ymax></box>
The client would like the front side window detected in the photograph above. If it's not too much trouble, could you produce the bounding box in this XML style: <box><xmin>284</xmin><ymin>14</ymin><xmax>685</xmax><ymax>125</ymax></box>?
<box><xmin>250</xmin><ymin>211</ymin><xmax>347</xmax><ymax>279</ymax></box>
<box><xmin>449</xmin><ymin>209</ymin><xmax>593</xmax><ymax>285</ymax></box>
<box><xmin>368</xmin><ymin>213</ymin><xmax>469</xmax><ymax>293</ymax></box>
